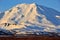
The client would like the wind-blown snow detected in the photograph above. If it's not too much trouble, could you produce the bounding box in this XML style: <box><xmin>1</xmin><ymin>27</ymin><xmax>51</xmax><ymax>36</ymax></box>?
<box><xmin>0</xmin><ymin>3</ymin><xmax>60</xmax><ymax>34</ymax></box>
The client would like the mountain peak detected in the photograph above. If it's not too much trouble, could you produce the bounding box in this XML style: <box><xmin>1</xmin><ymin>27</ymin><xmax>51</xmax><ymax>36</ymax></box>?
<box><xmin>0</xmin><ymin>3</ymin><xmax>60</xmax><ymax>33</ymax></box>
<box><xmin>15</xmin><ymin>3</ymin><xmax>37</xmax><ymax>8</ymax></box>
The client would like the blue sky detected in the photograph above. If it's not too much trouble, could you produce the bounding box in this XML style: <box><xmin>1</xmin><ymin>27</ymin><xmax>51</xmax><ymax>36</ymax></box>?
<box><xmin>0</xmin><ymin>0</ymin><xmax>60</xmax><ymax>12</ymax></box>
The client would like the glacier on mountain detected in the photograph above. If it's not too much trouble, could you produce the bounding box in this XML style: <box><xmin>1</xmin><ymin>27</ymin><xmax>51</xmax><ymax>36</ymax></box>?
<box><xmin>0</xmin><ymin>3</ymin><xmax>60</xmax><ymax>35</ymax></box>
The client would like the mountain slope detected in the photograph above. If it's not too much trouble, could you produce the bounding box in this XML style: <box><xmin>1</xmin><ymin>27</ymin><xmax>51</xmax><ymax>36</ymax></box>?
<box><xmin>0</xmin><ymin>3</ymin><xmax>60</xmax><ymax>34</ymax></box>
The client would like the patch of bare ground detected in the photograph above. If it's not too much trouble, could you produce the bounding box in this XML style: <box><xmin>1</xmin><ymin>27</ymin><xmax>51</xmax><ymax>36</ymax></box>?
<box><xmin>0</xmin><ymin>36</ymin><xmax>60</xmax><ymax>40</ymax></box>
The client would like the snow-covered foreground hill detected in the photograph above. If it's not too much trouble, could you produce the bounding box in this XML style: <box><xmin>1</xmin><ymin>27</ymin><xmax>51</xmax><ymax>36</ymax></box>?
<box><xmin>0</xmin><ymin>3</ymin><xmax>60</xmax><ymax>35</ymax></box>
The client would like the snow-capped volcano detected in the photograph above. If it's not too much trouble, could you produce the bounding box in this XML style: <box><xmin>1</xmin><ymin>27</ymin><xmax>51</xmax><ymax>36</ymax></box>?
<box><xmin>0</xmin><ymin>3</ymin><xmax>60</xmax><ymax>34</ymax></box>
